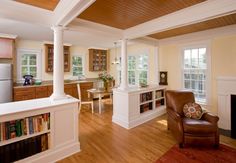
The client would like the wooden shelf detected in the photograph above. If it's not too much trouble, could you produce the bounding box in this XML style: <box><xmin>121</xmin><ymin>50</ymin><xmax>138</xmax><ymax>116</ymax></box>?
<box><xmin>45</xmin><ymin>44</ymin><xmax>70</xmax><ymax>72</ymax></box>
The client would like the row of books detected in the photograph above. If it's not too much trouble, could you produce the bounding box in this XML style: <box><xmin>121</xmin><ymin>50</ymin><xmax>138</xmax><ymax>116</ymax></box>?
<box><xmin>155</xmin><ymin>90</ymin><xmax>164</xmax><ymax>99</ymax></box>
<box><xmin>156</xmin><ymin>99</ymin><xmax>165</xmax><ymax>107</ymax></box>
<box><xmin>0</xmin><ymin>133</ymin><xmax>49</xmax><ymax>163</ymax></box>
<box><xmin>140</xmin><ymin>92</ymin><xmax>153</xmax><ymax>103</ymax></box>
<box><xmin>140</xmin><ymin>102</ymin><xmax>153</xmax><ymax>113</ymax></box>
<box><xmin>0</xmin><ymin>113</ymin><xmax>50</xmax><ymax>141</ymax></box>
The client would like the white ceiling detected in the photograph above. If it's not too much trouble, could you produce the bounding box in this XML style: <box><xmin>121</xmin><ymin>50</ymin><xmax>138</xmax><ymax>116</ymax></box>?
<box><xmin>0</xmin><ymin>0</ymin><xmax>236</xmax><ymax>48</ymax></box>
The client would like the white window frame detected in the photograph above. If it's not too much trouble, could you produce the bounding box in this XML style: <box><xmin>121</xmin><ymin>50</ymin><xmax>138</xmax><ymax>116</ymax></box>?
<box><xmin>72</xmin><ymin>55</ymin><xmax>85</xmax><ymax>77</ymax></box>
<box><xmin>17</xmin><ymin>49</ymin><xmax>42</xmax><ymax>82</ymax></box>
<box><xmin>181</xmin><ymin>41</ymin><xmax>211</xmax><ymax>105</ymax></box>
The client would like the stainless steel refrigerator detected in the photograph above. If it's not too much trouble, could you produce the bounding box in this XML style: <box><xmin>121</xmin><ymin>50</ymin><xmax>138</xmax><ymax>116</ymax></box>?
<box><xmin>0</xmin><ymin>63</ymin><xmax>13</xmax><ymax>103</ymax></box>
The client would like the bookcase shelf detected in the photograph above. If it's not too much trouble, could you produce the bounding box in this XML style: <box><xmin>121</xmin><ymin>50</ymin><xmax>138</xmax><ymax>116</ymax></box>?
<box><xmin>139</xmin><ymin>89</ymin><xmax>165</xmax><ymax>114</ymax></box>
<box><xmin>0</xmin><ymin>130</ymin><xmax>50</xmax><ymax>147</ymax></box>
<box><xmin>0</xmin><ymin>97</ymin><xmax>80</xmax><ymax>163</ymax></box>
<box><xmin>113</xmin><ymin>85</ymin><xmax>166</xmax><ymax>129</ymax></box>
<box><xmin>0</xmin><ymin>113</ymin><xmax>50</xmax><ymax>162</ymax></box>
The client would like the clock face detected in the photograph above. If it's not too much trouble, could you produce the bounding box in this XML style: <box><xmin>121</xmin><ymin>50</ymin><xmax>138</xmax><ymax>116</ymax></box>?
<box><xmin>161</xmin><ymin>73</ymin><xmax>165</xmax><ymax>78</ymax></box>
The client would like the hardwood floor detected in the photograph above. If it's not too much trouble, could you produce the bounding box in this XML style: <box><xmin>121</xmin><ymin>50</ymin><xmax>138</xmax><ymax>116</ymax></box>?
<box><xmin>58</xmin><ymin>99</ymin><xmax>236</xmax><ymax>163</ymax></box>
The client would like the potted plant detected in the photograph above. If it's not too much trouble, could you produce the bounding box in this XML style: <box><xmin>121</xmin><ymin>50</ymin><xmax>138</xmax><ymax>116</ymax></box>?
<box><xmin>98</xmin><ymin>71</ymin><xmax>113</xmax><ymax>91</ymax></box>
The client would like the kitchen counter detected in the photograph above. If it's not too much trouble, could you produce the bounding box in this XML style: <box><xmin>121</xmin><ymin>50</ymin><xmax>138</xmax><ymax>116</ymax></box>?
<box><xmin>13</xmin><ymin>78</ymin><xmax>100</xmax><ymax>88</ymax></box>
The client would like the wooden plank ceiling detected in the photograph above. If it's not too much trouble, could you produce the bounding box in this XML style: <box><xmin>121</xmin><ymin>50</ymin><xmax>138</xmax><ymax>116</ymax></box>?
<box><xmin>15</xmin><ymin>0</ymin><xmax>60</xmax><ymax>11</ymax></box>
<box><xmin>78</xmin><ymin>0</ymin><xmax>206</xmax><ymax>29</ymax></box>
<box><xmin>149</xmin><ymin>13</ymin><xmax>236</xmax><ymax>39</ymax></box>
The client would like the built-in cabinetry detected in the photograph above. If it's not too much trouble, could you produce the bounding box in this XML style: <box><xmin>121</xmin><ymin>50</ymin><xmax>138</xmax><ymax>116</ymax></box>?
<box><xmin>112</xmin><ymin>85</ymin><xmax>166</xmax><ymax>129</ymax></box>
<box><xmin>13</xmin><ymin>82</ymin><xmax>94</xmax><ymax>101</ymax></box>
<box><xmin>45</xmin><ymin>44</ymin><xmax>70</xmax><ymax>72</ymax></box>
<box><xmin>0</xmin><ymin>38</ymin><xmax>14</xmax><ymax>59</ymax></box>
<box><xmin>0</xmin><ymin>113</ymin><xmax>50</xmax><ymax>162</ymax></box>
<box><xmin>139</xmin><ymin>89</ymin><xmax>165</xmax><ymax>113</ymax></box>
<box><xmin>0</xmin><ymin>97</ymin><xmax>80</xmax><ymax>162</ymax></box>
<box><xmin>89</xmin><ymin>49</ymin><xmax>108</xmax><ymax>71</ymax></box>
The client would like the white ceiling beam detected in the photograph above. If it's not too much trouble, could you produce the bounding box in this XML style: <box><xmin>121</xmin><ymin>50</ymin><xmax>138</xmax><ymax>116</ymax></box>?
<box><xmin>0</xmin><ymin>0</ymin><xmax>53</xmax><ymax>26</ymax></box>
<box><xmin>53</xmin><ymin>0</ymin><xmax>96</xmax><ymax>27</ymax></box>
<box><xmin>67</xmin><ymin>18</ymin><xmax>123</xmax><ymax>38</ymax></box>
<box><xmin>124</xmin><ymin>0</ymin><xmax>236</xmax><ymax>39</ymax></box>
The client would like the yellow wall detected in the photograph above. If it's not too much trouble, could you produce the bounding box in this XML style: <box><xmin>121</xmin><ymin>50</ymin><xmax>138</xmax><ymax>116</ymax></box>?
<box><xmin>15</xmin><ymin>39</ymin><xmax>104</xmax><ymax>81</ymax></box>
<box><xmin>159</xmin><ymin>35</ymin><xmax>236</xmax><ymax>114</ymax></box>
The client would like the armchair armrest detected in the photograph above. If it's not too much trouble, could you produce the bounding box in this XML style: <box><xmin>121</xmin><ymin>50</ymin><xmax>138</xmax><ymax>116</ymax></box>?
<box><xmin>201</xmin><ymin>112</ymin><xmax>219</xmax><ymax>124</ymax></box>
<box><xmin>167</xmin><ymin>107</ymin><xmax>182</xmax><ymax>122</ymax></box>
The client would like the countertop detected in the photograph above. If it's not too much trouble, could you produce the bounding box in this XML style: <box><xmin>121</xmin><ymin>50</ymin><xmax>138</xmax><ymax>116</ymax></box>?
<box><xmin>0</xmin><ymin>96</ymin><xmax>79</xmax><ymax>117</ymax></box>
<box><xmin>13</xmin><ymin>78</ymin><xmax>100</xmax><ymax>88</ymax></box>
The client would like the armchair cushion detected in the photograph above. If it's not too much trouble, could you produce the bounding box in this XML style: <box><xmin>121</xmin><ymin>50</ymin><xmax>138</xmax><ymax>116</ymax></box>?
<box><xmin>183</xmin><ymin>102</ymin><xmax>203</xmax><ymax>119</ymax></box>
<box><xmin>183</xmin><ymin>118</ymin><xmax>217</xmax><ymax>134</ymax></box>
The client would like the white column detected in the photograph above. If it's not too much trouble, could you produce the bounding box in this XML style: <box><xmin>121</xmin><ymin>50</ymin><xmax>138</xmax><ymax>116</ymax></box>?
<box><xmin>119</xmin><ymin>39</ymin><xmax>128</xmax><ymax>90</ymax></box>
<box><xmin>50</xmin><ymin>26</ymin><xmax>66</xmax><ymax>100</ymax></box>
<box><xmin>153</xmin><ymin>45</ymin><xmax>159</xmax><ymax>85</ymax></box>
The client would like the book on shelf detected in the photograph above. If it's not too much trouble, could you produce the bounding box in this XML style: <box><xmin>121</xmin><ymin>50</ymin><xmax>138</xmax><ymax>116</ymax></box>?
<box><xmin>0</xmin><ymin>113</ymin><xmax>50</xmax><ymax>142</ymax></box>
<box><xmin>155</xmin><ymin>90</ymin><xmax>163</xmax><ymax>99</ymax></box>
<box><xmin>0</xmin><ymin>133</ymin><xmax>50</xmax><ymax>163</ymax></box>
<box><xmin>140</xmin><ymin>102</ymin><xmax>153</xmax><ymax>113</ymax></box>
<box><xmin>140</xmin><ymin>92</ymin><xmax>152</xmax><ymax>103</ymax></box>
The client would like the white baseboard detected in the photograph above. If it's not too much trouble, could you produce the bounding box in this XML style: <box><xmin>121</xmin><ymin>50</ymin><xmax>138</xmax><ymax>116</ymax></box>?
<box><xmin>112</xmin><ymin>108</ymin><xmax>166</xmax><ymax>129</ymax></box>
<box><xmin>16</xmin><ymin>142</ymin><xmax>81</xmax><ymax>163</ymax></box>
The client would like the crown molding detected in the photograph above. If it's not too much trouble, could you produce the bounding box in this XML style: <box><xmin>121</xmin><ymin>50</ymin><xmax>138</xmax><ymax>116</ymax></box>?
<box><xmin>0</xmin><ymin>33</ymin><xmax>17</xmax><ymax>39</ymax></box>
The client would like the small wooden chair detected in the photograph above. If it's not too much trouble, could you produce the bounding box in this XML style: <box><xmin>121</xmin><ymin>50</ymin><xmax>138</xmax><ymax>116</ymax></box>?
<box><xmin>77</xmin><ymin>83</ymin><xmax>94</xmax><ymax>113</ymax></box>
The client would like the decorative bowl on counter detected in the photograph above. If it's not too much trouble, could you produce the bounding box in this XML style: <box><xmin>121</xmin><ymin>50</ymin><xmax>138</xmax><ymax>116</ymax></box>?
<box><xmin>34</xmin><ymin>80</ymin><xmax>42</xmax><ymax>85</ymax></box>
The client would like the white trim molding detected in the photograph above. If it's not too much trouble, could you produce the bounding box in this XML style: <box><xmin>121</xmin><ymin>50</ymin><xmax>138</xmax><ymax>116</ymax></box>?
<box><xmin>16</xmin><ymin>48</ymin><xmax>42</xmax><ymax>82</ymax></box>
<box><xmin>217</xmin><ymin>76</ymin><xmax>236</xmax><ymax>130</ymax></box>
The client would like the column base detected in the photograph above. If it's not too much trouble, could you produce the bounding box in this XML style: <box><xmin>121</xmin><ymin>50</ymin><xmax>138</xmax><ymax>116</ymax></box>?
<box><xmin>118</xmin><ymin>85</ymin><xmax>128</xmax><ymax>90</ymax></box>
<box><xmin>50</xmin><ymin>93</ymin><xmax>68</xmax><ymax>101</ymax></box>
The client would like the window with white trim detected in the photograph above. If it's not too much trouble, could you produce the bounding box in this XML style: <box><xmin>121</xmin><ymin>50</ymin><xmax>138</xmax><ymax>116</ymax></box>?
<box><xmin>128</xmin><ymin>56</ymin><xmax>136</xmax><ymax>85</ymax></box>
<box><xmin>17</xmin><ymin>49</ymin><xmax>41</xmax><ymax>81</ymax></box>
<box><xmin>183</xmin><ymin>47</ymin><xmax>207</xmax><ymax>103</ymax></box>
<box><xmin>72</xmin><ymin>56</ymin><xmax>84</xmax><ymax>76</ymax></box>
<box><xmin>118</xmin><ymin>54</ymin><xmax>148</xmax><ymax>86</ymax></box>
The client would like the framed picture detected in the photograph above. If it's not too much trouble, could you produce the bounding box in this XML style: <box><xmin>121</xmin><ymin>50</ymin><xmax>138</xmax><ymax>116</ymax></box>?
<box><xmin>159</xmin><ymin>71</ymin><xmax>168</xmax><ymax>85</ymax></box>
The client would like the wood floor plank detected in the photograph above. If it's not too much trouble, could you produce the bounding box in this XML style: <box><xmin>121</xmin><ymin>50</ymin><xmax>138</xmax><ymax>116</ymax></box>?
<box><xmin>58</xmin><ymin>99</ymin><xmax>236</xmax><ymax>163</ymax></box>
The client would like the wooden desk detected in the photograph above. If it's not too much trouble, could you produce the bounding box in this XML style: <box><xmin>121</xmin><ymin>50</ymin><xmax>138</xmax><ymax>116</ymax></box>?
<box><xmin>87</xmin><ymin>89</ymin><xmax>112</xmax><ymax>114</ymax></box>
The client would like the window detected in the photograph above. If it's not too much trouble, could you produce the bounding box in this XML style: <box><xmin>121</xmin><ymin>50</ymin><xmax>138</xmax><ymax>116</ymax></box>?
<box><xmin>118</xmin><ymin>54</ymin><xmax>148</xmax><ymax>86</ymax></box>
<box><xmin>137</xmin><ymin>55</ymin><xmax>148</xmax><ymax>85</ymax></box>
<box><xmin>17</xmin><ymin>49</ymin><xmax>41</xmax><ymax>81</ymax></box>
<box><xmin>183</xmin><ymin>47</ymin><xmax>207</xmax><ymax>103</ymax></box>
<box><xmin>128</xmin><ymin>56</ymin><xmax>136</xmax><ymax>85</ymax></box>
<box><xmin>72</xmin><ymin>56</ymin><xmax>84</xmax><ymax>76</ymax></box>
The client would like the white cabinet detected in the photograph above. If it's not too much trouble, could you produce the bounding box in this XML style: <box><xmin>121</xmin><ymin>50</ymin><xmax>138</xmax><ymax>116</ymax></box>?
<box><xmin>112</xmin><ymin>85</ymin><xmax>166</xmax><ymax>129</ymax></box>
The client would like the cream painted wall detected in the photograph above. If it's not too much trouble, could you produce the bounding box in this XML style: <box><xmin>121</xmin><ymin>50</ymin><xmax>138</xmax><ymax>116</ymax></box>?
<box><xmin>15</xmin><ymin>39</ymin><xmax>103</xmax><ymax>81</ymax></box>
<box><xmin>109</xmin><ymin>42</ymin><xmax>157</xmax><ymax>86</ymax></box>
<box><xmin>159</xmin><ymin>34</ymin><xmax>236</xmax><ymax>114</ymax></box>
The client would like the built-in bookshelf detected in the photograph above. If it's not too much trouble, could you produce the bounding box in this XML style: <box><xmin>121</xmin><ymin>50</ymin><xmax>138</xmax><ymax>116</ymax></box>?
<box><xmin>112</xmin><ymin>85</ymin><xmax>166</xmax><ymax>129</ymax></box>
<box><xmin>0</xmin><ymin>113</ymin><xmax>50</xmax><ymax>162</ymax></box>
<box><xmin>139</xmin><ymin>88</ymin><xmax>165</xmax><ymax>114</ymax></box>
<box><xmin>155</xmin><ymin>90</ymin><xmax>165</xmax><ymax>108</ymax></box>
<box><xmin>140</xmin><ymin>91</ymin><xmax>153</xmax><ymax>113</ymax></box>
<box><xmin>0</xmin><ymin>133</ymin><xmax>49</xmax><ymax>163</ymax></box>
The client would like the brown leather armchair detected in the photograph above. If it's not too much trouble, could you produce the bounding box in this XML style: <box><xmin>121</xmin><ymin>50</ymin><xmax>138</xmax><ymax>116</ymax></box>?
<box><xmin>166</xmin><ymin>90</ymin><xmax>219</xmax><ymax>148</ymax></box>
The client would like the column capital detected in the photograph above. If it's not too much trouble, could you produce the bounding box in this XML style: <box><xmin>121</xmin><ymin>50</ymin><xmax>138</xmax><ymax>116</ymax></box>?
<box><xmin>51</xmin><ymin>25</ymin><xmax>65</xmax><ymax>31</ymax></box>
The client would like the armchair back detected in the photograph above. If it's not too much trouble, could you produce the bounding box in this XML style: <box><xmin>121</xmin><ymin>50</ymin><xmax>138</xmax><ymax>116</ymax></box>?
<box><xmin>166</xmin><ymin>90</ymin><xmax>195</xmax><ymax>116</ymax></box>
